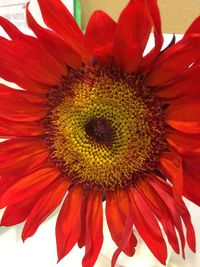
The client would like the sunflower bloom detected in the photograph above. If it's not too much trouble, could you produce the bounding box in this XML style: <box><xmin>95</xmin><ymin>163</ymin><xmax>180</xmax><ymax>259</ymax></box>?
<box><xmin>0</xmin><ymin>0</ymin><xmax>200</xmax><ymax>266</ymax></box>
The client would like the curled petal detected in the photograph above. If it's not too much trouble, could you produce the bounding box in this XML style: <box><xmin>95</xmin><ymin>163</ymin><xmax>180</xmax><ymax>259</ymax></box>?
<box><xmin>106</xmin><ymin>190</ymin><xmax>137</xmax><ymax>257</ymax></box>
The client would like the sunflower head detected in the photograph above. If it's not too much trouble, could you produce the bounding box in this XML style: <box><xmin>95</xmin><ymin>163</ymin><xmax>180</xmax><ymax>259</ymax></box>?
<box><xmin>0</xmin><ymin>1</ymin><xmax>200</xmax><ymax>267</ymax></box>
<box><xmin>43</xmin><ymin>65</ymin><xmax>167</xmax><ymax>190</ymax></box>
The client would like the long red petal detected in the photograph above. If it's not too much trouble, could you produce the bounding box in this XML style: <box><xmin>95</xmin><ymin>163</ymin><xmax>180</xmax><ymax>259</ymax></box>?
<box><xmin>137</xmin><ymin>178</ymin><xmax>180</xmax><ymax>254</ymax></box>
<box><xmin>167</xmin><ymin>130</ymin><xmax>200</xmax><ymax>154</ymax></box>
<box><xmin>26</xmin><ymin>4</ymin><xmax>81</xmax><ymax>69</ymax></box>
<box><xmin>56</xmin><ymin>185</ymin><xmax>83</xmax><ymax>262</ymax></box>
<box><xmin>0</xmin><ymin>99</ymin><xmax>46</xmax><ymax>122</ymax></box>
<box><xmin>165</xmin><ymin>96</ymin><xmax>200</xmax><ymax>133</ymax></box>
<box><xmin>140</xmin><ymin>0</ymin><xmax>163</xmax><ymax>70</ymax></box>
<box><xmin>0</xmin><ymin>119</ymin><xmax>43</xmax><ymax>138</ymax></box>
<box><xmin>149</xmin><ymin>177</ymin><xmax>195</xmax><ymax>256</ymax></box>
<box><xmin>0</xmin><ymin>138</ymin><xmax>48</xmax><ymax>177</ymax></box>
<box><xmin>22</xmin><ymin>178</ymin><xmax>70</xmax><ymax>241</ymax></box>
<box><xmin>106</xmin><ymin>191</ymin><xmax>137</xmax><ymax>257</ymax></box>
<box><xmin>0</xmin><ymin>196</ymin><xmax>39</xmax><ymax>226</ymax></box>
<box><xmin>84</xmin><ymin>10</ymin><xmax>116</xmax><ymax>64</ymax></box>
<box><xmin>82</xmin><ymin>192</ymin><xmax>103</xmax><ymax>267</ymax></box>
<box><xmin>129</xmin><ymin>187</ymin><xmax>167</xmax><ymax>265</ymax></box>
<box><xmin>0</xmin><ymin>84</ymin><xmax>47</xmax><ymax>104</ymax></box>
<box><xmin>0</xmin><ymin>38</ymin><xmax>66</xmax><ymax>85</ymax></box>
<box><xmin>156</xmin><ymin>65</ymin><xmax>200</xmax><ymax>99</ymax></box>
<box><xmin>160</xmin><ymin>152</ymin><xmax>183</xmax><ymax>205</ymax></box>
<box><xmin>182</xmin><ymin>154</ymin><xmax>200</xmax><ymax>206</ymax></box>
<box><xmin>0</xmin><ymin>66</ymin><xmax>50</xmax><ymax>94</ymax></box>
<box><xmin>147</xmin><ymin>35</ymin><xmax>200</xmax><ymax>86</ymax></box>
<box><xmin>0</xmin><ymin>165</ymin><xmax>60</xmax><ymax>208</ymax></box>
<box><xmin>113</xmin><ymin>0</ymin><xmax>151</xmax><ymax>72</ymax></box>
<box><xmin>37</xmin><ymin>0</ymin><xmax>91</xmax><ymax>64</ymax></box>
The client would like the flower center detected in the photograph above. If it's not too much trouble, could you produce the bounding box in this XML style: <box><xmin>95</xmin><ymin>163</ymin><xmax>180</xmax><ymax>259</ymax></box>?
<box><xmin>85</xmin><ymin>118</ymin><xmax>114</xmax><ymax>147</ymax></box>
<box><xmin>43</xmin><ymin>65</ymin><xmax>167</xmax><ymax>191</ymax></box>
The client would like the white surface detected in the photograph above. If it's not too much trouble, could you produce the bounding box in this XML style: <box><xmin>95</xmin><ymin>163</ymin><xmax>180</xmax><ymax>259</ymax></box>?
<box><xmin>0</xmin><ymin>0</ymin><xmax>74</xmax><ymax>36</ymax></box>
<box><xmin>0</xmin><ymin>202</ymin><xmax>200</xmax><ymax>267</ymax></box>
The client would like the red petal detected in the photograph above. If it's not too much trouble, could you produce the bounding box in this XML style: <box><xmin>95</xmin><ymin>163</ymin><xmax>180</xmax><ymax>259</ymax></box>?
<box><xmin>0</xmin><ymin>66</ymin><xmax>50</xmax><ymax>94</ymax></box>
<box><xmin>0</xmin><ymin>119</ymin><xmax>43</xmax><ymax>138</ymax></box>
<box><xmin>37</xmin><ymin>0</ymin><xmax>91</xmax><ymax>64</ymax></box>
<box><xmin>179</xmin><ymin>200</ymin><xmax>196</xmax><ymax>252</ymax></box>
<box><xmin>0</xmin><ymin>138</ymin><xmax>48</xmax><ymax>177</ymax></box>
<box><xmin>185</xmin><ymin>16</ymin><xmax>200</xmax><ymax>36</ymax></box>
<box><xmin>84</xmin><ymin>10</ymin><xmax>116</xmax><ymax>64</ymax></box>
<box><xmin>26</xmin><ymin>4</ymin><xmax>81</xmax><ymax>69</ymax></box>
<box><xmin>106</xmin><ymin>191</ymin><xmax>137</xmax><ymax>257</ymax></box>
<box><xmin>22</xmin><ymin>178</ymin><xmax>70</xmax><ymax>241</ymax></box>
<box><xmin>0</xmin><ymin>15</ymin><xmax>33</xmax><ymax>42</ymax></box>
<box><xmin>0</xmin><ymin>39</ymin><xmax>66</xmax><ymax>86</ymax></box>
<box><xmin>0</xmin><ymin>196</ymin><xmax>38</xmax><ymax>226</ymax></box>
<box><xmin>137</xmin><ymin>178</ymin><xmax>180</xmax><ymax>254</ymax></box>
<box><xmin>140</xmin><ymin>0</ymin><xmax>163</xmax><ymax>70</ymax></box>
<box><xmin>111</xmin><ymin>210</ymin><xmax>133</xmax><ymax>267</ymax></box>
<box><xmin>113</xmin><ymin>0</ymin><xmax>151</xmax><ymax>72</ymax></box>
<box><xmin>182</xmin><ymin>155</ymin><xmax>200</xmax><ymax>206</ymax></box>
<box><xmin>167</xmin><ymin>130</ymin><xmax>200</xmax><ymax>154</ymax></box>
<box><xmin>0</xmin><ymin>84</ymin><xmax>47</xmax><ymax>104</ymax></box>
<box><xmin>147</xmin><ymin>35</ymin><xmax>200</xmax><ymax>86</ymax></box>
<box><xmin>0</xmin><ymin>17</ymin><xmax>66</xmax><ymax>83</ymax></box>
<box><xmin>156</xmin><ymin>65</ymin><xmax>200</xmax><ymax>99</ymax></box>
<box><xmin>77</xmin><ymin>199</ymin><xmax>87</xmax><ymax>248</ymax></box>
<box><xmin>129</xmin><ymin>187</ymin><xmax>167</xmax><ymax>265</ymax></box>
<box><xmin>165</xmin><ymin>97</ymin><xmax>200</xmax><ymax>134</ymax></box>
<box><xmin>0</xmin><ymin>99</ymin><xmax>46</xmax><ymax>122</ymax></box>
<box><xmin>56</xmin><ymin>185</ymin><xmax>83</xmax><ymax>262</ymax></box>
<box><xmin>149</xmin><ymin>177</ymin><xmax>194</xmax><ymax>256</ymax></box>
<box><xmin>0</xmin><ymin>166</ymin><xmax>60</xmax><ymax>208</ymax></box>
<box><xmin>82</xmin><ymin>192</ymin><xmax>103</xmax><ymax>267</ymax></box>
<box><xmin>160</xmin><ymin>152</ymin><xmax>183</xmax><ymax>205</ymax></box>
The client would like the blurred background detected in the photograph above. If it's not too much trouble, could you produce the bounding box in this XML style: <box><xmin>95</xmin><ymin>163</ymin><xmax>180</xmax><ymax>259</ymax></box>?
<box><xmin>79</xmin><ymin>0</ymin><xmax>200</xmax><ymax>33</ymax></box>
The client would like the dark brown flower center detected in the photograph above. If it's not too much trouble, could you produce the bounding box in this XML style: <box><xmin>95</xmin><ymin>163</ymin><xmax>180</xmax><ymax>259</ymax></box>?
<box><xmin>85</xmin><ymin>118</ymin><xmax>114</xmax><ymax>147</ymax></box>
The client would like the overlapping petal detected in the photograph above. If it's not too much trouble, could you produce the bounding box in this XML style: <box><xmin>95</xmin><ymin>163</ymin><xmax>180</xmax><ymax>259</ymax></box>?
<box><xmin>106</xmin><ymin>191</ymin><xmax>137</xmax><ymax>257</ymax></box>
<box><xmin>22</xmin><ymin>178</ymin><xmax>70</xmax><ymax>241</ymax></box>
<box><xmin>0</xmin><ymin>165</ymin><xmax>60</xmax><ymax>208</ymax></box>
<box><xmin>37</xmin><ymin>0</ymin><xmax>91</xmax><ymax>64</ymax></box>
<box><xmin>84</xmin><ymin>11</ymin><xmax>116</xmax><ymax>64</ymax></box>
<box><xmin>113</xmin><ymin>0</ymin><xmax>152</xmax><ymax>72</ymax></box>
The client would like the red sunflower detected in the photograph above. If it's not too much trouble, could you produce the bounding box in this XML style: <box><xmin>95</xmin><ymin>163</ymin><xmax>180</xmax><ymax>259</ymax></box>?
<box><xmin>0</xmin><ymin>0</ymin><xmax>200</xmax><ymax>266</ymax></box>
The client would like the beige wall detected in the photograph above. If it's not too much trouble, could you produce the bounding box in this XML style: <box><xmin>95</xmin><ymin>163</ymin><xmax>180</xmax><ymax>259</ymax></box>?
<box><xmin>80</xmin><ymin>0</ymin><xmax>200</xmax><ymax>33</ymax></box>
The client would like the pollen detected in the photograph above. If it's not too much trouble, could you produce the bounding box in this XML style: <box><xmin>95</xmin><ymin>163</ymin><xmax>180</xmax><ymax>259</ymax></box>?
<box><xmin>43</xmin><ymin>65</ymin><xmax>167</xmax><ymax>191</ymax></box>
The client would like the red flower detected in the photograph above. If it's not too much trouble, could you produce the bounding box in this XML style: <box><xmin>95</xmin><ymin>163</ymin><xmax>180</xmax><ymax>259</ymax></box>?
<box><xmin>0</xmin><ymin>0</ymin><xmax>200</xmax><ymax>266</ymax></box>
